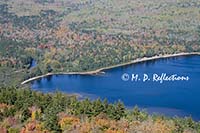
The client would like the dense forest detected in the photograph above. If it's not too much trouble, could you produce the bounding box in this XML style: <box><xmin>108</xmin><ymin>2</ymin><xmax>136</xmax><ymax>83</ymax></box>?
<box><xmin>0</xmin><ymin>87</ymin><xmax>200</xmax><ymax>132</ymax></box>
<box><xmin>0</xmin><ymin>1</ymin><xmax>200</xmax><ymax>132</ymax></box>
<box><xmin>0</xmin><ymin>0</ymin><xmax>200</xmax><ymax>86</ymax></box>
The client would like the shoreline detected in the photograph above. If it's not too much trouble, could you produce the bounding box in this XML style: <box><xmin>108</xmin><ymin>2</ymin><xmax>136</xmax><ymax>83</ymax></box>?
<box><xmin>21</xmin><ymin>52</ymin><xmax>200</xmax><ymax>85</ymax></box>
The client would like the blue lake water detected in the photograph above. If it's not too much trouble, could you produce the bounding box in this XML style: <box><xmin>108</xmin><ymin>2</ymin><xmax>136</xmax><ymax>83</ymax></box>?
<box><xmin>31</xmin><ymin>55</ymin><xmax>200</xmax><ymax>120</ymax></box>
<box><xmin>29</xmin><ymin>59</ymin><xmax>37</xmax><ymax>69</ymax></box>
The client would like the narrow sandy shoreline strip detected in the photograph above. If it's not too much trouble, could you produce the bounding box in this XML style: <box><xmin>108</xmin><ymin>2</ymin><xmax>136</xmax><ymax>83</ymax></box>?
<box><xmin>21</xmin><ymin>52</ymin><xmax>200</xmax><ymax>85</ymax></box>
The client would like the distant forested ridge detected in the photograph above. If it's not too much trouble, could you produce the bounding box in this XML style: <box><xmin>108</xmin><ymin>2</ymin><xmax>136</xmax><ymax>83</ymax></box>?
<box><xmin>0</xmin><ymin>0</ymin><xmax>200</xmax><ymax>85</ymax></box>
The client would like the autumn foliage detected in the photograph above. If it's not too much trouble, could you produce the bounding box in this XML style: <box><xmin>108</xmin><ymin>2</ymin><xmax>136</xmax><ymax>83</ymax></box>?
<box><xmin>0</xmin><ymin>87</ymin><xmax>199</xmax><ymax>132</ymax></box>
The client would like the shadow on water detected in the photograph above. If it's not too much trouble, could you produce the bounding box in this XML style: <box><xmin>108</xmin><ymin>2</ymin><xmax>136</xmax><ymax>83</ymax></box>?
<box><xmin>46</xmin><ymin>75</ymin><xmax>53</xmax><ymax>82</ymax></box>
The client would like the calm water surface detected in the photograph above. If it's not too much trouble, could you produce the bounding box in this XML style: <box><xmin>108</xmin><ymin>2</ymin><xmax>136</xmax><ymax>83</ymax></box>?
<box><xmin>32</xmin><ymin>55</ymin><xmax>200</xmax><ymax>120</ymax></box>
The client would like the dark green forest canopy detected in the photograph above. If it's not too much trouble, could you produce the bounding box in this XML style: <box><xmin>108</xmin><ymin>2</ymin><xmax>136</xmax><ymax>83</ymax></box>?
<box><xmin>0</xmin><ymin>87</ymin><xmax>200</xmax><ymax>132</ymax></box>
<box><xmin>0</xmin><ymin>0</ymin><xmax>200</xmax><ymax>85</ymax></box>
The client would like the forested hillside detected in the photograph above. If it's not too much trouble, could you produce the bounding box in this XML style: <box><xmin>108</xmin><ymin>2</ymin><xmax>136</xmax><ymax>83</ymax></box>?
<box><xmin>0</xmin><ymin>0</ymin><xmax>200</xmax><ymax>86</ymax></box>
<box><xmin>0</xmin><ymin>1</ymin><xmax>200</xmax><ymax>132</ymax></box>
<box><xmin>0</xmin><ymin>87</ymin><xmax>200</xmax><ymax>132</ymax></box>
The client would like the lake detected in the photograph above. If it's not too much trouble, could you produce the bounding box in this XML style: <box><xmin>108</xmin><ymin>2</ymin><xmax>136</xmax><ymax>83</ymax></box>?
<box><xmin>31</xmin><ymin>55</ymin><xmax>200</xmax><ymax>120</ymax></box>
